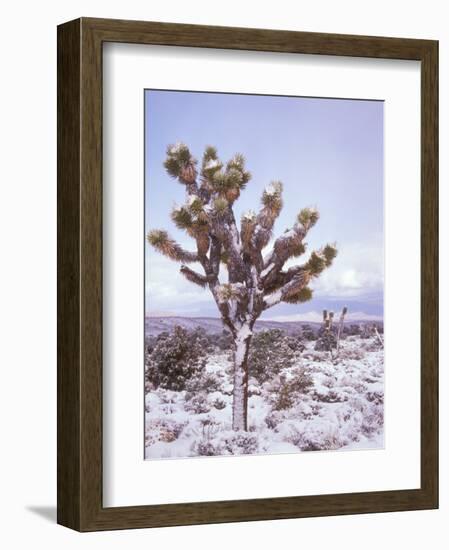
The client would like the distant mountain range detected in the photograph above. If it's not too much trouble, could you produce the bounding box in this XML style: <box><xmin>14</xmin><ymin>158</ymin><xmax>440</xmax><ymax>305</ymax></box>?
<box><xmin>145</xmin><ymin>316</ymin><xmax>383</xmax><ymax>337</ymax></box>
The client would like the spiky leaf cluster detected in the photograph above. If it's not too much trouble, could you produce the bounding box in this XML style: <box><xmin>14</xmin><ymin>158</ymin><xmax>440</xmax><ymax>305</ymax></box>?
<box><xmin>216</xmin><ymin>283</ymin><xmax>246</xmax><ymax>302</ymax></box>
<box><xmin>163</xmin><ymin>142</ymin><xmax>197</xmax><ymax>184</ymax></box>
<box><xmin>201</xmin><ymin>146</ymin><xmax>222</xmax><ymax>179</ymax></box>
<box><xmin>171</xmin><ymin>205</ymin><xmax>193</xmax><ymax>230</ymax></box>
<box><xmin>147</xmin><ymin>230</ymin><xmax>197</xmax><ymax>263</ymax></box>
<box><xmin>297</xmin><ymin>207</ymin><xmax>319</xmax><ymax>230</ymax></box>
<box><xmin>199</xmin><ymin>152</ymin><xmax>252</xmax><ymax>203</ymax></box>
<box><xmin>261</xmin><ymin>181</ymin><xmax>283</xmax><ymax>215</ymax></box>
<box><xmin>304</xmin><ymin>243</ymin><xmax>337</xmax><ymax>277</ymax></box>
<box><xmin>283</xmin><ymin>286</ymin><xmax>313</xmax><ymax>304</ymax></box>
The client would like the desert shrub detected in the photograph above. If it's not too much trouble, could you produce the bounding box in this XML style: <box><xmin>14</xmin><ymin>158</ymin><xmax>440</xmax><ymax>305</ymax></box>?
<box><xmin>314</xmin><ymin>326</ymin><xmax>337</xmax><ymax>352</ymax></box>
<box><xmin>185</xmin><ymin>370</ymin><xmax>223</xmax><ymax>394</ymax></box>
<box><xmin>145</xmin><ymin>325</ymin><xmax>206</xmax><ymax>391</ymax></box>
<box><xmin>269</xmin><ymin>368</ymin><xmax>313</xmax><ymax>411</ymax></box>
<box><xmin>145</xmin><ymin>334</ymin><xmax>158</xmax><ymax>355</ymax></box>
<box><xmin>347</xmin><ymin>324</ymin><xmax>362</xmax><ymax>336</ymax></box>
<box><xmin>190</xmin><ymin>419</ymin><xmax>223</xmax><ymax>455</ymax></box>
<box><xmin>209</xmin><ymin>329</ymin><xmax>233</xmax><ymax>351</ymax></box>
<box><xmin>366</xmin><ymin>389</ymin><xmax>384</xmax><ymax>405</ymax></box>
<box><xmin>337</xmin><ymin>348</ymin><xmax>365</xmax><ymax>361</ymax></box>
<box><xmin>301</xmin><ymin>323</ymin><xmax>316</xmax><ymax>341</ymax></box>
<box><xmin>193</xmin><ymin>440</ymin><xmax>224</xmax><ymax>456</ymax></box>
<box><xmin>315</xmin><ymin>389</ymin><xmax>348</xmax><ymax>403</ymax></box>
<box><xmin>212</xmin><ymin>397</ymin><xmax>227</xmax><ymax>410</ymax></box>
<box><xmin>184</xmin><ymin>393</ymin><xmax>211</xmax><ymax>414</ymax></box>
<box><xmin>287</xmin><ymin>423</ymin><xmax>342</xmax><ymax>451</ymax></box>
<box><xmin>301</xmin><ymin>349</ymin><xmax>329</xmax><ymax>363</ymax></box>
<box><xmin>359</xmin><ymin>324</ymin><xmax>375</xmax><ymax>339</ymax></box>
<box><xmin>247</xmin><ymin>377</ymin><xmax>261</xmax><ymax>397</ymax></box>
<box><xmin>248</xmin><ymin>329</ymin><xmax>302</xmax><ymax>384</ymax></box>
<box><xmin>145</xmin><ymin>418</ymin><xmax>187</xmax><ymax>446</ymax></box>
<box><xmin>373</xmin><ymin>322</ymin><xmax>383</xmax><ymax>334</ymax></box>
<box><xmin>360</xmin><ymin>339</ymin><xmax>382</xmax><ymax>352</ymax></box>
<box><xmin>264</xmin><ymin>410</ymin><xmax>285</xmax><ymax>430</ymax></box>
<box><xmin>191</xmin><ymin>327</ymin><xmax>215</xmax><ymax>353</ymax></box>
<box><xmin>222</xmin><ymin>432</ymin><xmax>259</xmax><ymax>455</ymax></box>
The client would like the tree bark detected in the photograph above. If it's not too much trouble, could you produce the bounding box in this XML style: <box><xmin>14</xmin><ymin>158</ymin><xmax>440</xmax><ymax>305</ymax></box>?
<box><xmin>231</xmin><ymin>325</ymin><xmax>252</xmax><ymax>431</ymax></box>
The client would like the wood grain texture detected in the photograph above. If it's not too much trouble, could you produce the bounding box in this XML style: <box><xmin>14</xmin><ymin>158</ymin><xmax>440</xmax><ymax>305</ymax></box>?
<box><xmin>57</xmin><ymin>18</ymin><xmax>81</xmax><ymax>531</ymax></box>
<box><xmin>57</xmin><ymin>17</ymin><xmax>439</xmax><ymax>532</ymax></box>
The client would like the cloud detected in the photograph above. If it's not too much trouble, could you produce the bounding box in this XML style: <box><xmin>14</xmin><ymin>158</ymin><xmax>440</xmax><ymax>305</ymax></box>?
<box><xmin>145</xmin><ymin>252</ymin><xmax>214</xmax><ymax>314</ymax></box>
<box><xmin>309</xmin><ymin>241</ymin><xmax>383</xmax><ymax>299</ymax></box>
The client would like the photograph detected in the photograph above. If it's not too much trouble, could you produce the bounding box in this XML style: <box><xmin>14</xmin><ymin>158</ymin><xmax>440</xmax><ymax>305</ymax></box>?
<box><xmin>144</xmin><ymin>89</ymin><xmax>384</xmax><ymax>460</ymax></box>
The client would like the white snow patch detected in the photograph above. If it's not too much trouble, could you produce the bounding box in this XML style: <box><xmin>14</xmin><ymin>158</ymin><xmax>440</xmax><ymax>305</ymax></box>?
<box><xmin>204</xmin><ymin>159</ymin><xmax>221</xmax><ymax>170</ymax></box>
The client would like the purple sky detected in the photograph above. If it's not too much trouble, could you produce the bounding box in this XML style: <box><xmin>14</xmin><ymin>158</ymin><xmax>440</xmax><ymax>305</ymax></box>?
<box><xmin>145</xmin><ymin>90</ymin><xmax>384</xmax><ymax>321</ymax></box>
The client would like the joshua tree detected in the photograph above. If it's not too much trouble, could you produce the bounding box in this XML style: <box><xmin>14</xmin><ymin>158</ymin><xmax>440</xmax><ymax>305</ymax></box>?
<box><xmin>147</xmin><ymin>143</ymin><xmax>337</xmax><ymax>431</ymax></box>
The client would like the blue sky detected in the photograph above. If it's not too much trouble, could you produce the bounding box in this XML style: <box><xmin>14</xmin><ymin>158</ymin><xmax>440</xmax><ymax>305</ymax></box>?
<box><xmin>145</xmin><ymin>90</ymin><xmax>384</xmax><ymax>321</ymax></box>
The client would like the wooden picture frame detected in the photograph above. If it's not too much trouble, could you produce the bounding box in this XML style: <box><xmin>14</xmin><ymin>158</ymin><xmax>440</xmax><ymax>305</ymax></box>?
<box><xmin>57</xmin><ymin>17</ymin><xmax>438</xmax><ymax>531</ymax></box>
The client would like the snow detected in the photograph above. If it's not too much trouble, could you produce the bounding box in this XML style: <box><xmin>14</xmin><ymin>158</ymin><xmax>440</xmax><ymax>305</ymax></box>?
<box><xmin>264</xmin><ymin>183</ymin><xmax>278</xmax><ymax>195</ymax></box>
<box><xmin>204</xmin><ymin>158</ymin><xmax>221</xmax><ymax>170</ymax></box>
<box><xmin>229</xmin><ymin>223</ymin><xmax>242</xmax><ymax>254</ymax></box>
<box><xmin>168</xmin><ymin>142</ymin><xmax>186</xmax><ymax>155</ymax></box>
<box><xmin>242</xmin><ymin>209</ymin><xmax>257</xmax><ymax>221</ymax></box>
<box><xmin>261</xmin><ymin>263</ymin><xmax>276</xmax><ymax>279</ymax></box>
<box><xmin>264</xmin><ymin>289</ymin><xmax>282</xmax><ymax>308</ymax></box>
<box><xmin>187</xmin><ymin>195</ymin><xmax>199</xmax><ymax>206</ymax></box>
<box><xmin>238</xmin><ymin>324</ymin><xmax>252</xmax><ymax>339</ymax></box>
<box><xmin>145</xmin><ymin>335</ymin><xmax>384</xmax><ymax>459</ymax></box>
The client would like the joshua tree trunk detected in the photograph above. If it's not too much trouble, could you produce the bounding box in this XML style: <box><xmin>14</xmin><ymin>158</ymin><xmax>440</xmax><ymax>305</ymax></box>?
<box><xmin>231</xmin><ymin>324</ymin><xmax>252</xmax><ymax>431</ymax></box>
<box><xmin>147</xmin><ymin>143</ymin><xmax>338</xmax><ymax>432</ymax></box>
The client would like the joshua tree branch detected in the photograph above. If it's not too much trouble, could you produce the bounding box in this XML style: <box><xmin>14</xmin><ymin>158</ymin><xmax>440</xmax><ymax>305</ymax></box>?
<box><xmin>263</xmin><ymin>271</ymin><xmax>310</xmax><ymax>310</ymax></box>
<box><xmin>147</xmin><ymin>230</ymin><xmax>198</xmax><ymax>263</ymax></box>
<box><xmin>179</xmin><ymin>265</ymin><xmax>210</xmax><ymax>288</ymax></box>
<box><xmin>262</xmin><ymin>223</ymin><xmax>307</xmax><ymax>280</ymax></box>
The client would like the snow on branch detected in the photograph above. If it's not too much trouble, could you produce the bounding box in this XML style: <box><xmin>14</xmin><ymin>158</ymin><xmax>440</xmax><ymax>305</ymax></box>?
<box><xmin>263</xmin><ymin>270</ymin><xmax>310</xmax><ymax>309</ymax></box>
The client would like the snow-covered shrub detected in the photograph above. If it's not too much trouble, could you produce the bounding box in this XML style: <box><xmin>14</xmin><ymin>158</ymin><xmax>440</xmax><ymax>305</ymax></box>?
<box><xmin>337</xmin><ymin>347</ymin><xmax>365</xmax><ymax>361</ymax></box>
<box><xmin>145</xmin><ymin>418</ymin><xmax>187</xmax><ymax>446</ymax></box>
<box><xmin>194</xmin><ymin>440</ymin><xmax>224</xmax><ymax>456</ymax></box>
<box><xmin>247</xmin><ymin>377</ymin><xmax>261</xmax><ymax>397</ymax></box>
<box><xmin>366</xmin><ymin>389</ymin><xmax>384</xmax><ymax>405</ymax></box>
<box><xmin>269</xmin><ymin>368</ymin><xmax>313</xmax><ymax>411</ymax></box>
<box><xmin>145</xmin><ymin>326</ymin><xmax>206</xmax><ymax>391</ymax></box>
<box><xmin>301</xmin><ymin>323</ymin><xmax>317</xmax><ymax>341</ymax></box>
<box><xmin>222</xmin><ymin>432</ymin><xmax>259</xmax><ymax>455</ymax></box>
<box><xmin>359</xmin><ymin>324</ymin><xmax>374</xmax><ymax>339</ymax></box>
<box><xmin>312</xmin><ymin>387</ymin><xmax>348</xmax><ymax>403</ymax></box>
<box><xmin>301</xmin><ymin>349</ymin><xmax>329</xmax><ymax>362</ymax></box>
<box><xmin>184</xmin><ymin>393</ymin><xmax>211</xmax><ymax>414</ymax></box>
<box><xmin>314</xmin><ymin>325</ymin><xmax>337</xmax><ymax>352</ymax></box>
<box><xmin>248</xmin><ymin>329</ymin><xmax>302</xmax><ymax>384</ymax></box>
<box><xmin>209</xmin><ymin>330</ymin><xmax>233</xmax><ymax>351</ymax></box>
<box><xmin>264</xmin><ymin>409</ymin><xmax>287</xmax><ymax>430</ymax></box>
<box><xmin>286</xmin><ymin>422</ymin><xmax>341</xmax><ymax>451</ymax></box>
<box><xmin>185</xmin><ymin>369</ymin><xmax>223</xmax><ymax>395</ymax></box>
<box><xmin>190</xmin><ymin>419</ymin><xmax>225</xmax><ymax>455</ymax></box>
<box><xmin>359</xmin><ymin>339</ymin><xmax>382</xmax><ymax>352</ymax></box>
<box><xmin>347</xmin><ymin>324</ymin><xmax>362</xmax><ymax>336</ymax></box>
<box><xmin>212</xmin><ymin>397</ymin><xmax>227</xmax><ymax>410</ymax></box>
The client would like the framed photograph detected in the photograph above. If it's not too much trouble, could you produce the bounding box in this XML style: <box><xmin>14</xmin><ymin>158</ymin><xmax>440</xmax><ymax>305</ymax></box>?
<box><xmin>57</xmin><ymin>17</ymin><xmax>438</xmax><ymax>531</ymax></box>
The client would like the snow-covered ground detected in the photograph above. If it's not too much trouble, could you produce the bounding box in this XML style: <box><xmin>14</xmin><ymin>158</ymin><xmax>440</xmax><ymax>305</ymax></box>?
<box><xmin>145</xmin><ymin>336</ymin><xmax>384</xmax><ymax>459</ymax></box>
